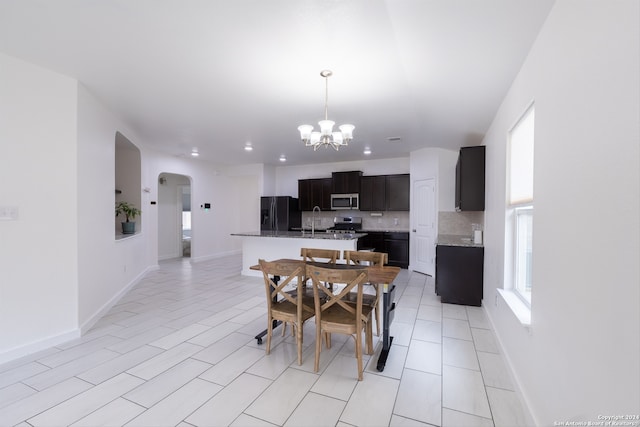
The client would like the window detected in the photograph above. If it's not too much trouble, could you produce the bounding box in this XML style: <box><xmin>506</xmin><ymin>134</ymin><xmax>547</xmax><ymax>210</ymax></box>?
<box><xmin>507</xmin><ymin>105</ymin><xmax>534</xmax><ymax>305</ymax></box>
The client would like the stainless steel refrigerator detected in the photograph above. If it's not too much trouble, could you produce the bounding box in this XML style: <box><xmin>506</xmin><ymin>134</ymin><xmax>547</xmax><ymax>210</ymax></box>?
<box><xmin>260</xmin><ymin>196</ymin><xmax>301</xmax><ymax>231</ymax></box>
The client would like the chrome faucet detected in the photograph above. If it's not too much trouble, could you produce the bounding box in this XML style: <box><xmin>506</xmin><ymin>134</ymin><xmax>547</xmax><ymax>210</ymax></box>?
<box><xmin>312</xmin><ymin>205</ymin><xmax>321</xmax><ymax>236</ymax></box>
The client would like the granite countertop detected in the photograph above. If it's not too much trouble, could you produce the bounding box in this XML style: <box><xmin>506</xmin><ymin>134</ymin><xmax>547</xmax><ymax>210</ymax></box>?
<box><xmin>292</xmin><ymin>228</ymin><xmax>410</xmax><ymax>233</ymax></box>
<box><xmin>231</xmin><ymin>231</ymin><xmax>367</xmax><ymax>240</ymax></box>
<box><xmin>437</xmin><ymin>234</ymin><xmax>484</xmax><ymax>248</ymax></box>
<box><xmin>361</xmin><ymin>229</ymin><xmax>410</xmax><ymax>233</ymax></box>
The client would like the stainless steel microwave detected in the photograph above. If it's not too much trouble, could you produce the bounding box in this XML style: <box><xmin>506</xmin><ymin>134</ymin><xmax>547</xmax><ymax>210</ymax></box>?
<box><xmin>331</xmin><ymin>193</ymin><xmax>359</xmax><ymax>210</ymax></box>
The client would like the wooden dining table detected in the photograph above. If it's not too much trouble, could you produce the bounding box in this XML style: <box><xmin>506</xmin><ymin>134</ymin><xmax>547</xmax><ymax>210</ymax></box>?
<box><xmin>250</xmin><ymin>259</ymin><xmax>401</xmax><ymax>372</ymax></box>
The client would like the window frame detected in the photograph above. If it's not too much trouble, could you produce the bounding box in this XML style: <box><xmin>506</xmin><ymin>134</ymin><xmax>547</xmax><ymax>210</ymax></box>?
<box><xmin>513</xmin><ymin>204</ymin><xmax>533</xmax><ymax>305</ymax></box>
<box><xmin>506</xmin><ymin>104</ymin><xmax>535</xmax><ymax>308</ymax></box>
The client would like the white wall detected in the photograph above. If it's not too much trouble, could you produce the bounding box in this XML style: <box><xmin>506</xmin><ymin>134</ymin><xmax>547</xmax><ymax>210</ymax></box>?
<box><xmin>76</xmin><ymin>84</ymin><xmax>152</xmax><ymax>333</ymax></box>
<box><xmin>144</xmin><ymin>152</ymin><xmax>262</xmax><ymax>262</ymax></box>
<box><xmin>0</xmin><ymin>53</ymin><xmax>80</xmax><ymax>361</ymax></box>
<box><xmin>482</xmin><ymin>0</ymin><xmax>640</xmax><ymax>423</ymax></box>
<box><xmin>0</xmin><ymin>54</ymin><xmax>265</xmax><ymax>362</ymax></box>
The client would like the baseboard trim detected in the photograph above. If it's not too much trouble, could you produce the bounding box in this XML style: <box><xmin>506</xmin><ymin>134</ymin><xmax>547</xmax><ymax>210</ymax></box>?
<box><xmin>79</xmin><ymin>264</ymin><xmax>159</xmax><ymax>335</ymax></box>
<box><xmin>482</xmin><ymin>304</ymin><xmax>538</xmax><ymax>426</ymax></box>
<box><xmin>0</xmin><ymin>328</ymin><xmax>81</xmax><ymax>366</ymax></box>
<box><xmin>190</xmin><ymin>249</ymin><xmax>241</xmax><ymax>264</ymax></box>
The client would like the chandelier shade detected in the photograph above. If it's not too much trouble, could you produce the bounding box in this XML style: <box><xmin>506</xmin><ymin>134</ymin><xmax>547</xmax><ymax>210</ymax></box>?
<box><xmin>298</xmin><ymin>70</ymin><xmax>354</xmax><ymax>151</ymax></box>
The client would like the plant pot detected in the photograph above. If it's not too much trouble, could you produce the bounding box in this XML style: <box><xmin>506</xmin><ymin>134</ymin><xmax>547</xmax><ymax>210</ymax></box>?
<box><xmin>121</xmin><ymin>221</ymin><xmax>136</xmax><ymax>234</ymax></box>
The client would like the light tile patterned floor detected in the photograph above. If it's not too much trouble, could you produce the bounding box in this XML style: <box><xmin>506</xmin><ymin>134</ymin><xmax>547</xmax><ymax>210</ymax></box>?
<box><xmin>0</xmin><ymin>254</ymin><xmax>529</xmax><ymax>426</ymax></box>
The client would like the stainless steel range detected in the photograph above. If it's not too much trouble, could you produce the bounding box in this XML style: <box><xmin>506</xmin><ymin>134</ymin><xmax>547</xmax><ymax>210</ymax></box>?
<box><xmin>327</xmin><ymin>216</ymin><xmax>363</xmax><ymax>234</ymax></box>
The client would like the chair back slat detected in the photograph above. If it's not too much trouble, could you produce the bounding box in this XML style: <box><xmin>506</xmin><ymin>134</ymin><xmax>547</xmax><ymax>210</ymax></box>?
<box><xmin>258</xmin><ymin>259</ymin><xmax>310</xmax><ymax>313</ymax></box>
<box><xmin>300</xmin><ymin>248</ymin><xmax>340</xmax><ymax>264</ymax></box>
<box><xmin>343</xmin><ymin>250</ymin><xmax>387</xmax><ymax>266</ymax></box>
<box><xmin>307</xmin><ymin>264</ymin><xmax>369</xmax><ymax>321</ymax></box>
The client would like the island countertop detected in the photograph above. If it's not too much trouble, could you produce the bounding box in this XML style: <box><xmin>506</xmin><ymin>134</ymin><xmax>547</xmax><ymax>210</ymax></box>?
<box><xmin>231</xmin><ymin>231</ymin><xmax>365</xmax><ymax>276</ymax></box>
<box><xmin>231</xmin><ymin>230</ymin><xmax>367</xmax><ymax>240</ymax></box>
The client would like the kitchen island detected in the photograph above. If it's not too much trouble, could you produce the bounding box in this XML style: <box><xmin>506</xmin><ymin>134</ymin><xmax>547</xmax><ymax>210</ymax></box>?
<box><xmin>231</xmin><ymin>230</ymin><xmax>367</xmax><ymax>277</ymax></box>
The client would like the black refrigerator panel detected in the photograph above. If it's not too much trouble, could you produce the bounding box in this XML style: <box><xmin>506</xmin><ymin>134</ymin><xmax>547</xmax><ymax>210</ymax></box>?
<box><xmin>260</xmin><ymin>196</ymin><xmax>301</xmax><ymax>231</ymax></box>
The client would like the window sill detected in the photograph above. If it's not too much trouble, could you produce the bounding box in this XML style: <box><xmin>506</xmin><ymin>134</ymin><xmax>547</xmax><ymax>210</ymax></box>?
<box><xmin>497</xmin><ymin>289</ymin><xmax>531</xmax><ymax>331</ymax></box>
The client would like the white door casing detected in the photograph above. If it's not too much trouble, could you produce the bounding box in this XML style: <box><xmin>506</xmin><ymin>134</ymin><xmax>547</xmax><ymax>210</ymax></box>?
<box><xmin>413</xmin><ymin>178</ymin><xmax>436</xmax><ymax>275</ymax></box>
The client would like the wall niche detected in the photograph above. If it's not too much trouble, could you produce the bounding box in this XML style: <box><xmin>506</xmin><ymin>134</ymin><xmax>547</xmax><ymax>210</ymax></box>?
<box><xmin>115</xmin><ymin>132</ymin><xmax>141</xmax><ymax>237</ymax></box>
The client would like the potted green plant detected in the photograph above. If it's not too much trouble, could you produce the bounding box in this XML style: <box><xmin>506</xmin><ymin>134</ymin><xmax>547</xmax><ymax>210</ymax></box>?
<box><xmin>115</xmin><ymin>201</ymin><xmax>141</xmax><ymax>234</ymax></box>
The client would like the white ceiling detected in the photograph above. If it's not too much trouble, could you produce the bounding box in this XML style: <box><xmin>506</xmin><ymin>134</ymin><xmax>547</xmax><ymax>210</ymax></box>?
<box><xmin>0</xmin><ymin>0</ymin><xmax>555</xmax><ymax>166</ymax></box>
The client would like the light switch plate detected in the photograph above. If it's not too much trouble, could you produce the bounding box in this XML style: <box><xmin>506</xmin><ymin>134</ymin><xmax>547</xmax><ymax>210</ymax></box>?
<box><xmin>0</xmin><ymin>206</ymin><xmax>19</xmax><ymax>220</ymax></box>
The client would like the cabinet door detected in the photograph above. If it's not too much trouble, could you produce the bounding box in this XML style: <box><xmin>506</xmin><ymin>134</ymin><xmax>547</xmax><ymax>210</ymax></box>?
<box><xmin>310</xmin><ymin>179</ymin><xmax>324</xmax><ymax>210</ymax></box>
<box><xmin>436</xmin><ymin>245</ymin><xmax>484</xmax><ymax>306</ymax></box>
<box><xmin>385</xmin><ymin>174</ymin><xmax>410</xmax><ymax>211</ymax></box>
<box><xmin>385</xmin><ymin>232</ymin><xmax>409</xmax><ymax>268</ymax></box>
<box><xmin>358</xmin><ymin>231</ymin><xmax>385</xmax><ymax>252</ymax></box>
<box><xmin>332</xmin><ymin>171</ymin><xmax>362</xmax><ymax>194</ymax></box>
<box><xmin>360</xmin><ymin>175</ymin><xmax>386</xmax><ymax>211</ymax></box>
<box><xmin>298</xmin><ymin>180</ymin><xmax>311</xmax><ymax>211</ymax></box>
<box><xmin>456</xmin><ymin>146</ymin><xmax>485</xmax><ymax>211</ymax></box>
<box><xmin>299</xmin><ymin>178</ymin><xmax>334</xmax><ymax>211</ymax></box>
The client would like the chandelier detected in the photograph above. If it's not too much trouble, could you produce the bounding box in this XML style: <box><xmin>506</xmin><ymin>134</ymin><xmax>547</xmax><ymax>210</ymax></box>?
<box><xmin>298</xmin><ymin>70</ymin><xmax>354</xmax><ymax>151</ymax></box>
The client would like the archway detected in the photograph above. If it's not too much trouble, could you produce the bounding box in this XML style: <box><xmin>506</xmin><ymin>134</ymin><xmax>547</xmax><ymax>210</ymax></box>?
<box><xmin>157</xmin><ymin>172</ymin><xmax>192</xmax><ymax>260</ymax></box>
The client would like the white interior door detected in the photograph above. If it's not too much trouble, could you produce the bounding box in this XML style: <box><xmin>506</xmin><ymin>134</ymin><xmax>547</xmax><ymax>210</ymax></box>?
<box><xmin>413</xmin><ymin>178</ymin><xmax>436</xmax><ymax>275</ymax></box>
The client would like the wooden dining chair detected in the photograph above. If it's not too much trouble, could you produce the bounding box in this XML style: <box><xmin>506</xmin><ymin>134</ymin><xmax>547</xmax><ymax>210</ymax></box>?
<box><xmin>259</xmin><ymin>259</ymin><xmax>314</xmax><ymax>365</ymax></box>
<box><xmin>343</xmin><ymin>250</ymin><xmax>388</xmax><ymax>337</ymax></box>
<box><xmin>307</xmin><ymin>264</ymin><xmax>373</xmax><ymax>381</ymax></box>
<box><xmin>300</xmin><ymin>247</ymin><xmax>340</xmax><ymax>289</ymax></box>
<box><xmin>300</xmin><ymin>248</ymin><xmax>340</xmax><ymax>264</ymax></box>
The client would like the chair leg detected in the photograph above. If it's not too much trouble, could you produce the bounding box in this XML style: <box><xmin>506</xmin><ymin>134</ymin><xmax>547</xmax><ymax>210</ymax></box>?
<box><xmin>356</xmin><ymin>331</ymin><xmax>363</xmax><ymax>381</ymax></box>
<box><xmin>366</xmin><ymin>320</ymin><xmax>373</xmax><ymax>355</ymax></box>
<box><xmin>375</xmin><ymin>287</ymin><xmax>381</xmax><ymax>336</ymax></box>
<box><xmin>314</xmin><ymin>325</ymin><xmax>322</xmax><ymax>373</ymax></box>
<box><xmin>296</xmin><ymin>322</ymin><xmax>303</xmax><ymax>365</ymax></box>
<box><xmin>266</xmin><ymin>316</ymin><xmax>273</xmax><ymax>355</ymax></box>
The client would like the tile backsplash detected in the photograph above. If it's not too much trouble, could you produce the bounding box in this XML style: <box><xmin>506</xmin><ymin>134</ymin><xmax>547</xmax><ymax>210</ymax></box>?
<box><xmin>301</xmin><ymin>211</ymin><xmax>410</xmax><ymax>231</ymax></box>
<box><xmin>299</xmin><ymin>210</ymin><xmax>482</xmax><ymax>235</ymax></box>
<box><xmin>438</xmin><ymin>211</ymin><xmax>484</xmax><ymax>236</ymax></box>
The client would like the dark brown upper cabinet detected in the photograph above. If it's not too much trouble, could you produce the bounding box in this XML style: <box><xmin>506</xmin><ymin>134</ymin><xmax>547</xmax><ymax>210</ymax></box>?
<box><xmin>359</xmin><ymin>173</ymin><xmax>410</xmax><ymax>211</ymax></box>
<box><xmin>331</xmin><ymin>171</ymin><xmax>362</xmax><ymax>194</ymax></box>
<box><xmin>359</xmin><ymin>175</ymin><xmax>386</xmax><ymax>211</ymax></box>
<box><xmin>385</xmin><ymin>174</ymin><xmax>410</xmax><ymax>211</ymax></box>
<box><xmin>455</xmin><ymin>146</ymin><xmax>485</xmax><ymax>211</ymax></box>
<box><xmin>298</xmin><ymin>178</ymin><xmax>332</xmax><ymax>211</ymax></box>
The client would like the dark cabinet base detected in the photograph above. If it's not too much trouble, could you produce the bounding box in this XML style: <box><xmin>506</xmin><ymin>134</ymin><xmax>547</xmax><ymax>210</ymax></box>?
<box><xmin>436</xmin><ymin>245</ymin><xmax>484</xmax><ymax>306</ymax></box>
<box><xmin>358</xmin><ymin>231</ymin><xmax>409</xmax><ymax>269</ymax></box>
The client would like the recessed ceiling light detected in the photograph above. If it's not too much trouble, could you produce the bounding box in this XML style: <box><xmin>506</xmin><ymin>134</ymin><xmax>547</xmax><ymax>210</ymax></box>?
<box><xmin>279</xmin><ymin>155</ymin><xmax>287</xmax><ymax>162</ymax></box>
<box><xmin>363</xmin><ymin>147</ymin><xmax>372</xmax><ymax>155</ymax></box>
<box><xmin>244</xmin><ymin>143</ymin><xmax>253</xmax><ymax>152</ymax></box>
<box><xmin>191</xmin><ymin>151</ymin><xmax>199</xmax><ymax>157</ymax></box>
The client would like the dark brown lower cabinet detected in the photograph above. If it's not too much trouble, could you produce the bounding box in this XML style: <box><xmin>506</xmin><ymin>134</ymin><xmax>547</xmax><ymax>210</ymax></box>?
<box><xmin>358</xmin><ymin>231</ymin><xmax>409</xmax><ymax>269</ymax></box>
<box><xmin>435</xmin><ymin>244</ymin><xmax>484</xmax><ymax>306</ymax></box>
